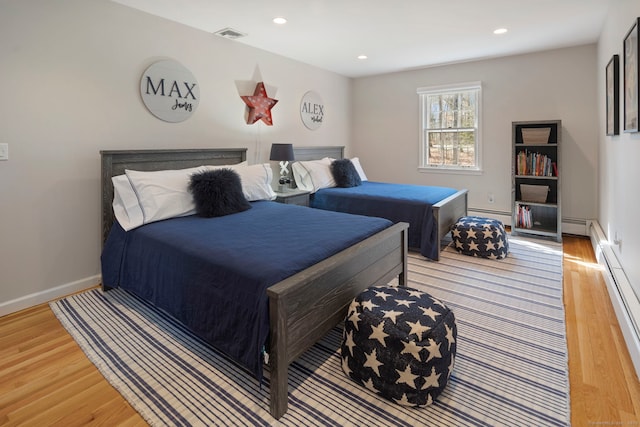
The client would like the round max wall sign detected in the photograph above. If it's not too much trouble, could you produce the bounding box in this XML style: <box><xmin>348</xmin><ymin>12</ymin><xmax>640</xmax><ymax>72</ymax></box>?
<box><xmin>140</xmin><ymin>59</ymin><xmax>200</xmax><ymax>123</ymax></box>
<box><xmin>300</xmin><ymin>91</ymin><xmax>324</xmax><ymax>130</ymax></box>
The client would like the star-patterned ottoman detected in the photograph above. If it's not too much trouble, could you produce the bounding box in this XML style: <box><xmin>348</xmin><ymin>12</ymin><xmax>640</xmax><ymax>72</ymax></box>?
<box><xmin>341</xmin><ymin>285</ymin><xmax>456</xmax><ymax>406</ymax></box>
<box><xmin>450</xmin><ymin>216</ymin><xmax>509</xmax><ymax>259</ymax></box>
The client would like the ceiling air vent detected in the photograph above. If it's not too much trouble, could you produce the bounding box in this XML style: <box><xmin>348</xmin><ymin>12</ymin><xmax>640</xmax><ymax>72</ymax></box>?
<box><xmin>214</xmin><ymin>27</ymin><xmax>247</xmax><ymax>39</ymax></box>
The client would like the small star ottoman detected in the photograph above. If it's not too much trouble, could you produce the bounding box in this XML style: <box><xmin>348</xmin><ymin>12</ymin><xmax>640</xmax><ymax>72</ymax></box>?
<box><xmin>341</xmin><ymin>285</ymin><xmax>457</xmax><ymax>406</ymax></box>
<box><xmin>450</xmin><ymin>216</ymin><xmax>509</xmax><ymax>259</ymax></box>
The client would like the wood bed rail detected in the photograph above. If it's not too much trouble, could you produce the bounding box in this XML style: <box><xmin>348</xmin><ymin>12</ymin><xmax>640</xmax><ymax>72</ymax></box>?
<box><xmin>267</xmin><ymin>221</ymin><xmax>409</xmax><ymax>419</ymax></box>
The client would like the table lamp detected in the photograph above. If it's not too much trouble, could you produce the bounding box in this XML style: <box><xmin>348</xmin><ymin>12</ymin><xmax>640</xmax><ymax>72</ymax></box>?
<box><xmin>269</xmin><ymin>143</ymin><xmax>295</xmax><ymax>191</ymax></box>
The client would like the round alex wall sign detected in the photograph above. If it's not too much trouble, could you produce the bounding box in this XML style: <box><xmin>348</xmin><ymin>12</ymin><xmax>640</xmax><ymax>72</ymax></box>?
<box><xmin>140</xmin><ymin>59</ymin><xmax>200</xmax><ymax>123</ymax></box>
<box><xmin>300</xmin><ymin>91</ymin><xmax>324</xmax><ymax>130</ymax></box>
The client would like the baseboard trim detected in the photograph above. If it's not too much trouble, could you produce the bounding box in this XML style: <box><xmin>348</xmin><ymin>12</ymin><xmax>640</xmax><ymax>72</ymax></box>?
<box><xmin>0</xmin><ymin>275</ymin><xmax>100</xmax><ymax>317</ymax></box>
<box><xmin>467</xmin><ymin>208</ymin><xmax>511</xmax><ymax>225</ymax></box>
<box><xmin>562</xmin><ymin>217</ymin><xmax>588</xmax><ymax>236</ymax></box>
<box><xmin>589</xmin><ymin>220</ymin><xmax>640</xmax><ymax>380</ymax></box>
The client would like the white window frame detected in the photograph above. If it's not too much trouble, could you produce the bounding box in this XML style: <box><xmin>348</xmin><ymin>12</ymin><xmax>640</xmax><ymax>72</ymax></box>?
<box><xmin>417</xmin><ymin>81</ymin><xmax>482</xmax><ymax>174</ymax></box>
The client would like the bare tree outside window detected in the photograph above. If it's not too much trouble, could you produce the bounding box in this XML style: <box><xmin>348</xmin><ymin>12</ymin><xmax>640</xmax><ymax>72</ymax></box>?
<box><xmin>418</xmin><ymin>83</ymin><xmax>481</xmax><ymax>171</ymax></box>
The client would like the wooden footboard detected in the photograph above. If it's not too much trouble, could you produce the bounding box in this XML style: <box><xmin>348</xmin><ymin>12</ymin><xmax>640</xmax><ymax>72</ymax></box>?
<box><xmin>432</xmin><ymin>189</ymin><xmax>468</xmax><ymax>260</ymax></box>
<box><xmin>267</xmin><ymin>221</ymin><xmax>409</xmax><ymax>419</ymax></box>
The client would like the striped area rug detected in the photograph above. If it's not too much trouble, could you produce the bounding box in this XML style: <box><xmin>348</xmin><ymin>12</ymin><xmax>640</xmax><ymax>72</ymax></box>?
<box><xmin>50</xmin><ymin>235</ymin><xmax>568</xmax><ymax>426</ymax></box>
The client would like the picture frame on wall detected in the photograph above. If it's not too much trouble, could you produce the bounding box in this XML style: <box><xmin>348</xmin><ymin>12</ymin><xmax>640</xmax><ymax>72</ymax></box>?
<box><xmin>606</xmin><ymin>54</ymin><xmax>620</xmax><ymax>136</ymax></box>
<box><xmin>623</xmin><ymin>17</ymin><xmax>639</xmax><ymax>133</ymax></box>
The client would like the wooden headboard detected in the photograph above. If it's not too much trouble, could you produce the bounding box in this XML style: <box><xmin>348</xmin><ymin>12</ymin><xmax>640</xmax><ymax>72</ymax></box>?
<box><xmin>293</xmin><ymin>146</ymin><xmax>344</xmax><ymax>161</ymax></box>
<box><xmin>100</xmin><ymin>148</ymin><xmax>247</xmax><ymax>244</ymax></box>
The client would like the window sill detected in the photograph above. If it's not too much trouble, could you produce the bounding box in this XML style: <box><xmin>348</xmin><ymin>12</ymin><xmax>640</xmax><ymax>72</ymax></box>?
<box><xmin>418</xmin><ymin>167</ymin><xmax>482</xmax><ymax>176</ymax></box>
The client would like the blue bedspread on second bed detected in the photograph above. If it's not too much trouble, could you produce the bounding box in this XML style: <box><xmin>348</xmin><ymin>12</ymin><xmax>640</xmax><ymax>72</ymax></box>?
<box><xmin>101</xmin><ymin>201</ymin><xmax>392</xmax><ymax>381</ymax></box>
<box><xmin>310</xmin><ymin>181</ymin><xmax>458</xmax><ymax>260</ymax></box>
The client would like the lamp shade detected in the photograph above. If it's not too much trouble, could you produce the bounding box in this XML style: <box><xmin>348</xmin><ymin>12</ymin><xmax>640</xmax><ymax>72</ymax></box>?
<box><xmin>269</xmin><ymin>143</ymin><xmax>295</xmax><ymax>161</ymax></box>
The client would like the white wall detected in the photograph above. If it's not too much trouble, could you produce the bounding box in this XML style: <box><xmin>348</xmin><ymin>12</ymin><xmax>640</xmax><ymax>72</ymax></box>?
<box><xmin>351</xmin><ymin>45</ymin><xmax>599</xmax><ymax>233</ymax></box>
<box><xmin>2</xmin><ymin>0</ymin><xmax>636</xmax><ymax>318</ymax></box>
<box><xmin>597</xmin><ymin>1</ymin><xmax>640</xmax><ymax>304</ymax></box>
<box><xmin>0</xmin><ymin>0</ymin><xmax>351</xmax><ymax>314</ymax></box>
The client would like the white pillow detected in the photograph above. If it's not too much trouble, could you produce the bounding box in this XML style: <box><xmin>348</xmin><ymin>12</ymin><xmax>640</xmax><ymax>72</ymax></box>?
<box><xmin>350</xmin><ymin>157</ymin><xmax>368</xmax><ymax>181</ymax></box>
<box><xmin>291</xmin><ymin>158</ymin><xmax>336</xmax><ymax>193</ymax></box>
<box><xmin>207</xmin><ymin>163</ymin><xmax>276</xmax><ymax>201</ymax></box>
<box><xmin>114</xmin><ymin>162</ymin><xmax>275</xmax><ymax>230</ymax></box>
<box><xmin>112</xmin><ymin>175</ymin><xmax>145</xmax><ymax>231</ymax></box>
<box><xmin>209</xmin><ymin>160</ymin><xmax>248</xmax><ymax>168</ymax></box>
<box><xmin>125</xmin><ymin>166</ymin><xmax>205</xmax><ymax>224</ymax></box>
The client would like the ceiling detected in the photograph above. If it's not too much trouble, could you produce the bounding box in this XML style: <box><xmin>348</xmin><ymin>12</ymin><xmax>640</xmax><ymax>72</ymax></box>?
<box><xmin>112</xmin><ymin>0</ymin><xmax>613</xmax><ymax>78</ymax></box>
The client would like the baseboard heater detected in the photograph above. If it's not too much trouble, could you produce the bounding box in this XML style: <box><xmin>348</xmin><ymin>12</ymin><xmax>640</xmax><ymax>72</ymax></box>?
<box><xmin>589</xmin><ymin>220</ymin><xmax>640</xmax><ymax>380</ymax></box>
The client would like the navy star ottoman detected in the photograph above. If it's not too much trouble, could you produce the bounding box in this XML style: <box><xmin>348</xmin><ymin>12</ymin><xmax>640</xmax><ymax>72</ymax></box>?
<box><xmin>450</xmin><ymin>216</ymin><xmax>509</xmax><ymax>259</ymax></box>
<box><xmin>341</xmin><ymin>285</ymin><xmax>456</xmax><ymax>406</ymax></box>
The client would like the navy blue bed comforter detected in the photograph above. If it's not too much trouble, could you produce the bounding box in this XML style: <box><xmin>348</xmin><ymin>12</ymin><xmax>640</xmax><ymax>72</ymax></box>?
<box><xmin>310</xmin><ymin>181</ymin><xmax>458</xmax><ymax>260</ymax></box>
<box><xmin>101</xmin><ymin>201</ymin><xmax>392</xmax><ymax>381</ymax></box>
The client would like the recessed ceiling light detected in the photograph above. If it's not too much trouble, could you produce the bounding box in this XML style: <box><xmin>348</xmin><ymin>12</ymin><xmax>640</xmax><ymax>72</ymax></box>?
<box><xmin>493</xmin><ymin>28</ymin><xmax>508</xmax><ymax>35</ymax></box>
<box><xmin>273</xmin><ymin>17</ymin><xmax>287</xmax><ymax>25</ymax></box>
<box><xmin>357</xmin><ymin>55</ymin><xmax>368</xmax><ymax>60</ymax></box>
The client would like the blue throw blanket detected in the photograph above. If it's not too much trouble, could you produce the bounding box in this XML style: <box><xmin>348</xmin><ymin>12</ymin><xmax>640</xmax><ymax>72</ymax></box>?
<box><xmin>101</xmin><ymin>201</ymin><xmax>392</xmax><ymax>380</ymax></box>
<box><xmin>310</xmin><ymin>181</ymin><xmax>458</xmax><ymax>260</ymax></box>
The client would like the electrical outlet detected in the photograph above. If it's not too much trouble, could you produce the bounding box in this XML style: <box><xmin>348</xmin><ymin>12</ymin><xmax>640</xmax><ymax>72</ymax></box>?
<box><xmin>613</xmin><ymin>231</ymin><xmax>623</xmax><ymax>252</ymax></box>
<box><xmin>488</xmin><ymin>192</ymin><xmax>494</xmax><ymax>203</ymax></box>
<box><xmin>0</xmin><ymin>143</ymin><xmax>7</xmax><ymax>161</ymax></box>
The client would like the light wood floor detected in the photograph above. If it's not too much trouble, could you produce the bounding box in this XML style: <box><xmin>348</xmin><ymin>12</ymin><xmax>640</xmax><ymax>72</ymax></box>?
<box><xmin>1</xmin><ymin>235</ymin><xmax>639</xmax><ymax>426</ymax></box>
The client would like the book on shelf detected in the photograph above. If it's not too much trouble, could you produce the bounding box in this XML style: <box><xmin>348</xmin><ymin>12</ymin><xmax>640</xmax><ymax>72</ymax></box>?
<box><xmin>516</xmin><ymin>150</ymin><xmax>556</xmax><ymax>176</ymax></box>
<box><xmin>516</xmin><ymin>204</ymin><xmax>533</xmax><ymax>229</ymax></box>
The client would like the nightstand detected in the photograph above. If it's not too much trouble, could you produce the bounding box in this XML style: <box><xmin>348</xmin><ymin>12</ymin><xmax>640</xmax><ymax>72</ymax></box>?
<box><xmin>274</xmin><ymin>189</ymin><xmax>310</xmax><ymax>207</ymax></box>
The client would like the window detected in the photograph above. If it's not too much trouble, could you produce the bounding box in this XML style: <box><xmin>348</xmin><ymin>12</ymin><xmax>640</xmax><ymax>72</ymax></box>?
<box><xmin>418</xmin><ymin>82</ymin><xmax>481</xmax><ymax>172</ymax></box>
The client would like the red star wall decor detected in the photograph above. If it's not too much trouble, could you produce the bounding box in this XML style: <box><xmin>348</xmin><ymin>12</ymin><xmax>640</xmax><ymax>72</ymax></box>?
<box><xmin>241</xmin><ymin>82</ymin><xmax>278</xmax><ymax>126</ymax></box>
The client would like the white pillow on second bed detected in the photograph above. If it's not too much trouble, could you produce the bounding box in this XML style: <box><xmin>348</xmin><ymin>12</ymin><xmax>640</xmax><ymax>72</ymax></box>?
<box><xmin>350</xmin><ymin>157</ymin><xmax>368</xmax><ymax>182</ymax></box>
<box><xmin>291</xmin><ymin>157</ymin><xmax>368</xmax><ymax>193</ymax></box>
<box><xmin>291</xmin><ymin>157</ymin><xmax>336</xmax><ymax>193</ymax></box>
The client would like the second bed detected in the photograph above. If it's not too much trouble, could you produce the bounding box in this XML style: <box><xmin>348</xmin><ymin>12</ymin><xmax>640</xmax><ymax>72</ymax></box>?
<box><xmin>292</xmin><ymin>146</ymin><xmax>468</xmax><ymax>260</ymax></box>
